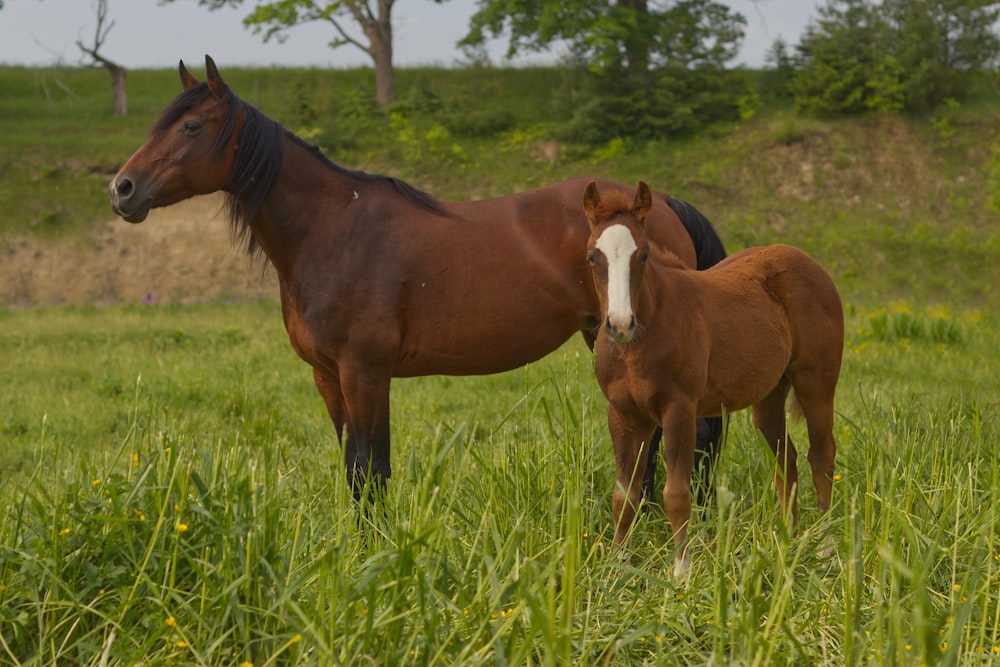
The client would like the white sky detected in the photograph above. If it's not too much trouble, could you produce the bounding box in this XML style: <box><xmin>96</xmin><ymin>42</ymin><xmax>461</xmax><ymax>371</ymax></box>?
<box><xmin>0</xmin><ymin>0</ymin><xmax>820</xmax><ymax>69</ymax></box>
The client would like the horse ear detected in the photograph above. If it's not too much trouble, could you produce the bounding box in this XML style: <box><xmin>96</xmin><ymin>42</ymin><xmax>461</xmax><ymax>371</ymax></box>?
<box><xmin>179</xmin><ymin>60</ymin><xmax>199</xmax><ymax>90</ymax></box>
<box><xmin>204</xmin><ymin>55</ymin><xmax>229</xmax><ymax>97</ymax></box>
<box><xmin>633</xmin><ymin>181</ymin><xmax>653</xmax><ymax>223</ymax></box>
<box><xmin>582</xmin><ymin>181</ymin><xmax>601</xmax><ymax>225</ymax></box>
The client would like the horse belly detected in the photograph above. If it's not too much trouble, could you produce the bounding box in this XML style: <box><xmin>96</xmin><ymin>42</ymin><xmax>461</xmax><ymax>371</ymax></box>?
<box><xmin>393</xmin><ymin>320</ymin><xmax>577</xmax><ymax>377</ymax></box>
<box><xmin>701</xmin><ymin>318</ymin><xmax>792</xmax><ymax>414</ymax></box>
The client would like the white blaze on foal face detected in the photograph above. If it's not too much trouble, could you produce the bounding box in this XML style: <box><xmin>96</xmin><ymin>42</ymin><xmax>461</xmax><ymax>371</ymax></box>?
<box><xmin>595</xmin><ymin>224</ymin><xmax>638</xmax><ymax>339</ymax></box>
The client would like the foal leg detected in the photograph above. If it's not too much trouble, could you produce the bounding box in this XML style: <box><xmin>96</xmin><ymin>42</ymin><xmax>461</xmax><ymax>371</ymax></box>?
<box><xmin>608</xmin><ymin>406</ymin><xmax>654</xmax><ymax>547</ymax></box>
<box><xmin>752</xmin><ymin>380</ymin><xmax>799</xmax><ymax>522</ymax></box>
<box><xmin>642</xmin><ymin>416</ymin><xmax>722</xmax><ymax>510</ymax></box>
<box><xmin>661</xmin><ymin>402</ymin><xmax>697</xmax><ymax>577</ymax></box>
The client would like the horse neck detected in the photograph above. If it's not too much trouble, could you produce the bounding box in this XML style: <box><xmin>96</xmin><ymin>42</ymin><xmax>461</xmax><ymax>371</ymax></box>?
<box><xmin>633</xmin><ymin>256</ymin><xmax>687</xmax><ymax>326</ymax></box>
<box><xmin>236</xmin><ymin>135</ymin><xmax>359</xmax><ymax>277</ymax></box>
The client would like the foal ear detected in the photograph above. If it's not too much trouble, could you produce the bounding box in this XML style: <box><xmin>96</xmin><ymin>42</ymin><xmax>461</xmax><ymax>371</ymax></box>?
<box><xmin>204</xmin><ymin>55</ymin><xmax>229</xmax><ymax>97</ymax></box>
<box><xmin>582</xmin><ymin>180</ymin><xmax>601</xmax><ymax>225</ymax></box>
<box><xmin>179</xmin><ymin>60</ymin><xmax>199</xmax><ymax>90</ymax></box>
<box><xmin>633</xmin><ymin>181</ymin><xmax>653</xmax><ymax>223</ymax></box>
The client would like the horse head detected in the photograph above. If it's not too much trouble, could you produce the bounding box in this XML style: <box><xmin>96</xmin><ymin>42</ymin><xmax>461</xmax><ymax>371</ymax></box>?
<box><xmin>110</xmin><ymin>55</ymin><xmax>240</xmax><ymax>223</ymax></box>
<box><xmin>583</xmin><ymin>180</ymin><xmax>652</xmax><ymax>344</ymax></box>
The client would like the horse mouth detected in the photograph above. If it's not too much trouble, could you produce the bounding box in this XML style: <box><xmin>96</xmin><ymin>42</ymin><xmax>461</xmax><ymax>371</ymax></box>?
<box><xmin>608</xmin><ymin>330</ymin><xmax>634</xmax><ymax>345</ymax></box>
<box><xmin>111</xmin><ymin>198</ymin><xmax>153</xmax><ymax>224</ymax></box>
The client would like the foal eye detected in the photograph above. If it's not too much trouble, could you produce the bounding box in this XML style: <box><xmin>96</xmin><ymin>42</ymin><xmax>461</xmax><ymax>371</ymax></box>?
<box><xmin>181</xmin><ymin>120</ymin><xmax>201</xmax><ymax>136</ymax></box>
<box><xmin>639</xmin><ymin>251</ymin><xmax>649</xmax><ymax>265</ymax></box>
<box><xmin>587</xmin><ymin>253</ymin><xmax>597</xmax><ymax>265</ymax></box>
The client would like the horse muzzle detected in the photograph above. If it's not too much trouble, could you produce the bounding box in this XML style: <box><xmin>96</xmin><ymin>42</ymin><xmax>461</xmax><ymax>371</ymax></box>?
<box><xmin>605</xmin><ymin>314</ymin><xmax>637</xmax><ymax>344</ymax></box>
<box><xmin>109</xmin><ymin>174</ymin><xmax>153</xmax><ymax>223</ymax></box>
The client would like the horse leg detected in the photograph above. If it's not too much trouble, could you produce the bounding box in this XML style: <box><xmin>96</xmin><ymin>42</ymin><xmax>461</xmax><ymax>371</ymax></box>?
<box><xmin>641</xmin><ymin>428</ymin><xmax>661</xmax><ymax>508</ymax></box>
<box><xmin>312</xmin><ymin>367</ymin><xmax>347</xmax><ymax>445</ymax></box>
<box><xmin>790</xmin><ymin>375</ymin><xmax>838</xmax><ymax>513</ymax></box>
<box><xmin>752</xmin><ymin>380</ymin><xmax>799</xmax><ymax>522</ymax></box>
<box><xmin>339</xmin><ymin>365</ymin><xmax>393</xmax><ymax>503</ymax></box>
<box><xmin>608</xmin><ymin>405</ymin><xmax>654</xmax><ymax>548</ymax></box>
<box><xmin>661</xmin><ymin>402</ymin><xmax>697</xmax><ymax>577</ymax></box>
<box><xmin>693</xmin><ymin>416</ymin><xmax>723</xmax><ymax>507</ymax></box>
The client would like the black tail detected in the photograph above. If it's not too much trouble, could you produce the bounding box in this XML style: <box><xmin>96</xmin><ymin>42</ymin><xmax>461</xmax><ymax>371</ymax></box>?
<box><xmin>643</xmin><ymin>197</ymin><xmax>727</xmax><ymax>510</ymax></box>
<box><xmin>668</xmin><ymin>196</ymin><xmax>727</xmax><ymax>269</ymax></box>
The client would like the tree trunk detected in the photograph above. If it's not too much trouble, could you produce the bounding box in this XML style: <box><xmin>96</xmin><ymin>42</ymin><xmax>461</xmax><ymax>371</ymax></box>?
<box><xmin>109</xmin><ymin>65</ymin><xmax>126</xmax><ymax>117</ymax></box>
<box><xmin>363</xmin><ymin>0</ymin><xmax>396</xmax><ymax>107</ymax></box>
<box><xmin>372</xmin><ymin>40</ymin><xmax>395</xmax><ymax>107</ymax></box>
<box><xmin>618</xmin><ymin>0</ymin><xmax>650</xmax><ymax>78</ymax></box>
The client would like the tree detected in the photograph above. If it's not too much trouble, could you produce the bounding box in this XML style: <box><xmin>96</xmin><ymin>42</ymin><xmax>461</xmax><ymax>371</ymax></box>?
<box><xmin>460</xmin><ymin>1</ymin><xmax>747</xmax><ymax>141</ymax></box>
<box><xmin>762</xmin><ymin>36</ymin><xmax>796</xmax><ymax>101</ymax></box>
<box><xmin>461</xmin><ymin>0</ymin><xmax>744</xmax><ymax>78</ymax></box>
<box><xmin>77</xmin><ymin>0</ymin><xmax>127</xmax><ymax>116</ymax></box>
<box><xmin>793</xmin><ymin>0</ymin><xmax>1000</xmax><ymax>116</ymax></box>
<box><xmin>163</xmin><ymin>0</ymin><xmax>424</xmax><ymax>107</ymax></box>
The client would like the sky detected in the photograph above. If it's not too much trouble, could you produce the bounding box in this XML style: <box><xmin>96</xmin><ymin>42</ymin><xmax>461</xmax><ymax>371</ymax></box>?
<box><xmin>0</xmin><ymin>0</ymin><xmax>821</xmax><ymax>70</ymax></box>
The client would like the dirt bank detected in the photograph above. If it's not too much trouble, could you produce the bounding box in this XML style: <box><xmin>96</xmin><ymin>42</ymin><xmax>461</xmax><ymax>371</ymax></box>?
<box><xmin>1</xmin><ymin>194</ymin><xmax>278</xmax><ymax>306</ymax></box>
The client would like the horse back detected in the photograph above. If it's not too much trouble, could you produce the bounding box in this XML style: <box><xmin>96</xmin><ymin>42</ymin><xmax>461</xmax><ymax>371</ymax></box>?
<box><xmin>710</xmin><ymin>244</ymin><xmax>844</xmax><ymax>368</ymax></box>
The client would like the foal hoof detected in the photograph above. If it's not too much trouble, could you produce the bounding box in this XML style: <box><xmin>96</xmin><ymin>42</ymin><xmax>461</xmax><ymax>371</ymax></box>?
<box><xmin>817</xmin><ymin>535</ymin><xmax>837</xmax><ymax>561</ymax></box>
<box><xmin>673</xmin><ymin>550</ymin><xmax>692</xmax><ymax>579</ymax></box>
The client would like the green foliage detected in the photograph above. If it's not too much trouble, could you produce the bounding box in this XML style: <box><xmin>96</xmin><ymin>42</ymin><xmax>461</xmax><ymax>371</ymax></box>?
<box><xmin>554</xmin><ymin>64</ymin><xmax>752</xmax><ymax>143</ymax></box>
<box><xmin>793</xmin><ymin>0</ymin><xmax>1000</xmax><ymax>116</ymax></box>
<box><xmin>762</xmin><ymin>37</ymin><xmax>797</xmax><ymax>101</ymax></box>
<box><xmin>462</xmin><ymin>0</ymin><xmax>746</xmax><ymax>74</ymax></box>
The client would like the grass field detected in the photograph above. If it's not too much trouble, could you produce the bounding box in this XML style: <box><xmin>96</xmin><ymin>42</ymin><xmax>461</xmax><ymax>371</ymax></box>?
<box><xmin>0</xmin><ymin>298</ymin><xmax>997</xmax><ymax>665</ymax></box>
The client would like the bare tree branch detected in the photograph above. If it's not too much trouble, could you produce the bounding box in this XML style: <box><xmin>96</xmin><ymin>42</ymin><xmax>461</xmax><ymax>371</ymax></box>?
<box><xmin>76</xmin><ymin>0</ymin><xmax>128</xmax><ymax>116</ymax></box>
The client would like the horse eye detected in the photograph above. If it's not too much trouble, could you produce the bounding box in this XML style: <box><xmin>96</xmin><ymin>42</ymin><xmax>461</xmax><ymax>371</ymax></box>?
<box><xmin>639</xmin><ymin>250</ymin><xmax>649</xmax><ymax>265</ymax></box>
<box><xmin>587</xmin><ymin>253</ymin><xmax>597</xmax><ymax>266</ymax></box>
<box><xmin>181</xmin><ymin>120</ymin><xmax>201</xmax><ymax>136</ymax></box>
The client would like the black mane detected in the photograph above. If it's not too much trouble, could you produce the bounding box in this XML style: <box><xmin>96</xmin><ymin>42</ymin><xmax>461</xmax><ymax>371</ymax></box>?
<box><xmin>155</xmin><ymin>82</ymin><xmax>445</xmax><ymax>258</ymax></box>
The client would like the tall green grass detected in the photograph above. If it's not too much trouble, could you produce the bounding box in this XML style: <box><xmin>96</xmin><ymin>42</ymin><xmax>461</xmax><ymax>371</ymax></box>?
<box><xmin>1</xmin><ymin>300</ymin><xmax>997</xmax><ymax>664</ymax></box>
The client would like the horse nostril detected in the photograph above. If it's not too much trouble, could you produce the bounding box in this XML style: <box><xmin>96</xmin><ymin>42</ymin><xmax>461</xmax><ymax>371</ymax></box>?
<box><xmin>115</xmin><ymin>176</ymin><xmax>134</xmax><ymax>199</ymax></box>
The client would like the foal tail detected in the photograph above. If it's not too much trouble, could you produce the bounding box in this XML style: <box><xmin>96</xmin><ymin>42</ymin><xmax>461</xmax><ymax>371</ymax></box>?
<box><xmin>668</xmin><ymin>196</ymin><xmax>727</xmax><ymax>269</ymax></box>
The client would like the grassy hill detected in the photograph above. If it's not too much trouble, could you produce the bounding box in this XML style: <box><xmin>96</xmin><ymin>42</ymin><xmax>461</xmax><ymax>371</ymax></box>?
<box><xmin>1</xmin><ymin>64</ymin><xmax>998</xmax><ymax>309</ymax></box>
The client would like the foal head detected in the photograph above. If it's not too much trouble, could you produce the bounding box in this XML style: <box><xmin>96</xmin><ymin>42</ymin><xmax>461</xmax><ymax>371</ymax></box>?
<box><xmin>583</xmin><ymin>181</ymin><xmax>653</xmax><ymax>344</ymax></box>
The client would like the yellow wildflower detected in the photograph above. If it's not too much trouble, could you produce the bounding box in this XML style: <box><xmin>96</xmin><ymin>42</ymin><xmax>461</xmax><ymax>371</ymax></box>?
<box><xmin>59</xmin><ymin>527</ymin><xmax>70</xmax><ymax>536</ymax></box>
<box><xmin>166</xmin><ymin>616</ymin><xmax>176</xmax><ymax>627</ymax></box>
<box><xmin>176</xmin><ymin>523</ymin><xmax>189</xmax><ymax>533</ymax></box>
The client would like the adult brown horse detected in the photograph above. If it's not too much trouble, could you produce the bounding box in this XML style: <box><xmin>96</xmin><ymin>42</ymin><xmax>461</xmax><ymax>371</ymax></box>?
<box><xmin>108</xmin><ymin>56</ymin><xmax>726</xmax><ymax>501</ymax></box>
<box><xmin>583</xmin><ymin>181</ymin><xmax>843</xmax><ymax>577</ymax></box>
